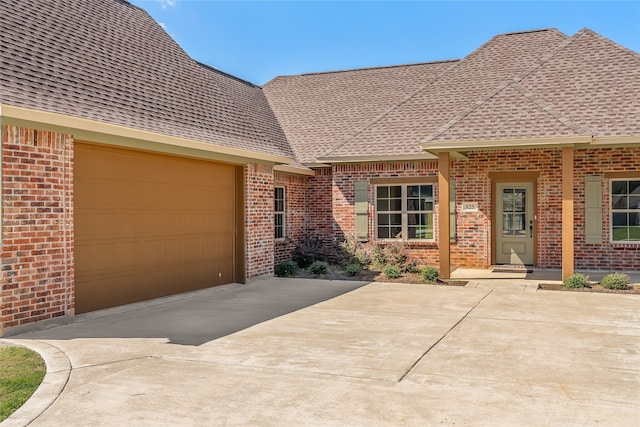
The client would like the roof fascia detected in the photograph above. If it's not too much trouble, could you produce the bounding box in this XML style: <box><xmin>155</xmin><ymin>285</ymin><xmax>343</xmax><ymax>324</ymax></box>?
<box><xmin>317</xmin><ymin>153</ymin><xmax>438</xmax><ymax>163</ymax></box>
<box><xmin>591</xmin><ymin>136</ymin><xmax>640</xmax><ymax>147</ymax></box>
<box><xmin>421</xmin><ymin>135</ymin><xmax>593</xmax><ymax>154</ymax></box>
<box><xmin>0</xmin><ymin>104</ymin><xmax>294</xmax><ymax>165</ymax></box>
<box><xmin>273</xmin><ymin>164</ymin><xmax>315</xmax><ymax>176</ymax></box>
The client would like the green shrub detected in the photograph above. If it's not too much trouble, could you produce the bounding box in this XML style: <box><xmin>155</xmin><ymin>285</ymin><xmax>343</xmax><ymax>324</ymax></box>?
<box><xmin>275</xmin><ymin>260</ymin><xmax>299</xmax><ymax>277</ymax></box>
<box><xmin>600</xmin><ymin>272</ymin><xmax>630</xmax><ymax>290</ymax></box>
<box><xmin>563</xmin><ymin>273</ymin><xmax>591</xmax><ymax>289</ymax></box>
<box><xmin>309</xmin><ymin>261</ymin><xmax>328</xmax><ymax>275</ymax></box>
<box><xmin>421</xmin><ymin>266</ymin><xmax>440</xmax><ymax>283</ymax></box>
<box><xmin>345</xmin><ymin>263</ymin><xmax>362</xmax><ymax>277</ymax></box>
<box><xmin>383</xmin><ymin>265</ymin><xmax>402</xmax><ymax>279</ymax></box>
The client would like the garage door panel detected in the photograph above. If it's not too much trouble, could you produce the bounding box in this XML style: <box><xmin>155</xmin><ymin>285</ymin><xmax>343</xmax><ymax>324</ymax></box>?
<box><xmin>75</xmin><ymin>143</ymin><xmax>237</xmax><ymax>313</ymax></box>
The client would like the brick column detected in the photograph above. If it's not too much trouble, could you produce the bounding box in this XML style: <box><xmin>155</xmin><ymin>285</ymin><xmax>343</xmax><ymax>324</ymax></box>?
<box><xmin>245</xmin><ymin>162</ymin><xmax>275</xmax><ymax>279</ymax></box>
<box><xmin>1</xmin><ymin>125</ymin><xmax>74</xmax><ymax>336</ymax></box>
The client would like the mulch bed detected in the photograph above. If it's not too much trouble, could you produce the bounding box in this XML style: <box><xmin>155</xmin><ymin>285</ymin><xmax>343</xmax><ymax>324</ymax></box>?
<box><xmin>538</xmin><ymin>283</ymin><xmax>640</xmax><ymax>294</ymax></box>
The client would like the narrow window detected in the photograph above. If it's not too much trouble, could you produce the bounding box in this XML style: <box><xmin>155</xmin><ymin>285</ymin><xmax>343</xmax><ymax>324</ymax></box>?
<box><xmin>274</xmin><ymin>186</ymin><xmax>285</xmax><ymax>240</ymax></box>
<box><xmin>375</xmin><ymin>184</ymin><xmax>434</xmax><ymax>240</ymax></box>
<box><xmin>611</xmin><ymin>179</ymin><xmax>640</xmax><ymax>242</ymax></box>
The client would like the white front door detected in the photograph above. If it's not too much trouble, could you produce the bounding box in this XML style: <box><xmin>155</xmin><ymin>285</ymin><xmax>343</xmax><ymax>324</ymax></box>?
<box><xmin>495</xmin><ymin>182</ymin><xmax>535</xmax><ymax>265</ymax></box>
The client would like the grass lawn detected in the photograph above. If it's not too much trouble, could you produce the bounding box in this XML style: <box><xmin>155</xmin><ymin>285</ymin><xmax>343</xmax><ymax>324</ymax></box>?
<box><xmin>0</xmin><ymin>345</ymin><xmax>46</xmax><ymax>422</ymax></box>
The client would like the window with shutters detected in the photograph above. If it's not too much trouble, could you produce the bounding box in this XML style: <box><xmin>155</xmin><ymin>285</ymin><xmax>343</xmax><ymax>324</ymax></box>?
<box><xmin>274</xmin><ymin>186</ymin><xmax>285</xmax><ymax>240</ymax></box>
<box><xmin>375</xmin><ymin>184</ymin><xmax>434</xmax><ymax>240</ymax></box>
<box><xmin>611</xmin><ymin>179</ymin><xmax>640</xmax><ymax>242</ymax></box>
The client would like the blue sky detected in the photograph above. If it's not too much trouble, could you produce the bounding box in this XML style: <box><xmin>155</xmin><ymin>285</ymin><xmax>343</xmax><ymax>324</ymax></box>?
<box><xmin>129</xmin><ymin>1</ymin><xmax>640</xmax><ymax>85</ymax></box>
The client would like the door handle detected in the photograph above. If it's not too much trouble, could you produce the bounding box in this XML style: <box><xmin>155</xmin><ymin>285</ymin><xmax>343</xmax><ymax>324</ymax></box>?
<box><xmin>529</xmin><ymin>220</ymin><xmax>533</xmax><ymax>238</ymax></box>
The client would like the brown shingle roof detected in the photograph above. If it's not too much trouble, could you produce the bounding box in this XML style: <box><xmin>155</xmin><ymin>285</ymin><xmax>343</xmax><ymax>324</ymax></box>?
<box><xmin>262</xmin><ymin>61</ymin><xmax>458</xmax><ymax>163</ymax></box>
<box><xmin>0</xmin><ymin>0</ymin><xmax>293</xmax><ymax>160</ymax></box>
<box><xmin>320</xmin><ymin>28</ymin><xmax>572</xmax><ymax>159</ymax></box>
<box><xmin>517</xmin><ymin>29</ymin><xmax>640</xmax><ymax>138</ymax></box>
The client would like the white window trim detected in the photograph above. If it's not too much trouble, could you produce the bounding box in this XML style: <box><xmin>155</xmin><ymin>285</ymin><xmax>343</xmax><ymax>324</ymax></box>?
<box><xmin>374</xmin><ymin>183</ymin><xmax>435</xmax><ymax>242</ymax></box>
<box><xmin>274</xmin><ymin>186</ymin><xmax>286</xmax><ymax>241</ymax></box>
<box><xmin>610</xmin><ymin>178</ymin><xmax>640</xmax><ymax>244</ymax></box>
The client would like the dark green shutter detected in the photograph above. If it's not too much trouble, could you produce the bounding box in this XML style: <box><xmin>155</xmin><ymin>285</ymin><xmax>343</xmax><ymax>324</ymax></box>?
<box><xmin>355</xmin><ymin>181</ymin><xmax>369</xmax><ymax>242</ymax></box>
<box><xmin>584</xmin><ymin>175</ymin><xmax>602</xmax><ymax>244</ymax></box>
<box><xmin>450</xmin><ymin>177</ymin><xmax>456</xmax><ymax>242</ymax></box>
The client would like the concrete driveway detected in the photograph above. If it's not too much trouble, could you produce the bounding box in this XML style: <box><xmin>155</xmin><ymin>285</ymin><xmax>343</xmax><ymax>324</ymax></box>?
<box><xmin>3</xmin><ymin>279</ymin><xmax>640</xmax><ymax>426</ymax></box>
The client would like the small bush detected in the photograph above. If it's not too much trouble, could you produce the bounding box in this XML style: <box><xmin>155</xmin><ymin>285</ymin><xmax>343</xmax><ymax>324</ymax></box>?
<box><xmin>600</xmin><ymin>272</ymin><xmax>630</xmax><ymax>290</ymax></box>
<box><xmin>275</xmin><ymin>260</ymin><xmax>299</xmax><ymax>277</ymax></box>
<box><xmin>345</xmin><ymin>263</ymin><xmax>362</xmax><ymax>277</ymax></box>
<box><xmin>383</xmin><ymin>265</ymin><xmax>402</xmax><ymax>279</ymax></box>
<box><xmin>563</xmin><ymin>273</ymin><xmax>591</xmax><ymax>289</ymax></box>
<box><xmin>309</xmin><ymin>261</ymin><xmax>329</xmax><ymax>275</ymax></box>
<box><xmin>421</xmin><ymin>266</ymin><xmax>440</xmax><ymax>283</ymax></box>
<box><xmin>293</xmin><ymin>236</ymin><xmax>327</xmax><ymax>268</ymax></box>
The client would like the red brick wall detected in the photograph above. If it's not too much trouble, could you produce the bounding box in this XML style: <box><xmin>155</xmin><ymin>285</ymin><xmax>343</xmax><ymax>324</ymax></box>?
<box><xmin>306</xmin><ymin>168</ymin><xmax>335</xmax><ymax>258</ymax></box>
<box><xmin>1</xmin><ymin>125</ymin><xmax>74</xmax><ymax>335</ymax></box>
<box><xmin>573</xmin><ymin>147</ymin><xmax>640</xmax><ymax>271</ymax></box>
<box><xmin>274</xmin><ymin>172</ymin><xmax>307</xmax><ymax>264</ymax></box>
<box><xmin>245</xmin><ymin>163</ymin><xmax>275</xmax><ymax>278</ymax></box>
<box><xmin>455</xmin><ymin>149</ymin><xmax>563</xmax><ymax>269</ymax></box>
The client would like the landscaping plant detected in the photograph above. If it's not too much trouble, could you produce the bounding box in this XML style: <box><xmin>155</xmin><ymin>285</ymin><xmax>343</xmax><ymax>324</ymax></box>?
<box><xmin>345</xmin><ymin>263</ymin><xmax>362</xmax><ymax>277</ymax></box>
<box><xmin>309</xmin><ymin>261</ymin><xmax>328</xmax><ymax>275</ymax></box>
<box><xmin>275</xmin><ymin>260</ymin><xmax>299</xmax><ymax>277</ymax></box>
<box><xmin>600</xmin><ymin>272</ymin><xmax>630</xmax><ymax>290</ymax></box>
<box><xmin>421</xmin><ymin>266</ymin><xmax>440</xmax><ymax>283</ymax></box>
<box><xmin>563</xmin><ymin>273</ymin><xmax>591</xmax><ymax>289</ymax></box>
<box><xmin>383</xmin><ymin>265</ymin><xmax>402</xmax><ymax>279</ymax></box>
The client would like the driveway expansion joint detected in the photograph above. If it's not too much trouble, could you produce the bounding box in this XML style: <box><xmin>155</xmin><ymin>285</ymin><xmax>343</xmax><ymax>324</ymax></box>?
<box><xmin>397</xmin><ymin>289</ymin><xmax>494</xmax><ymax>382</ymax></box>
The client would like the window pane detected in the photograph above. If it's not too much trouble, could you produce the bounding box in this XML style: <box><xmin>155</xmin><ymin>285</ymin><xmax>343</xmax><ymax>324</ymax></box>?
<box><xmin>630</xmin><ymin>227</ymin><xmax>640</xmax><ymax>241</ymax></box>
<box><xmin>612</xmin><ymin>196</ymin><xmax>628</xmax><ymax>209</ymax></box>
<box><xmin>629</xmin><ymin>196</ymin><xmax>640</xmax><ymax>210</ymax></box>
<box><xmin>514</xmin><ymin>189</ymin><xmax>525</xmax><ymax>212</ymax></box>
<box><xmin>630</xmin><ymin>212</ymin><xmax>640</xmax><ymax>226</ymax></box>
<box><xmin>390</xmin><ymin>214</ymin><xmax>402</xmax><ymax>226</ymax></box>
<box><xmin>377</xmin><ymin>186</ymin><xmax>388</xmax><ymax>198</ymax></box>
<box><xmin>612</xmin><ymin>181</ymin><xmax>628</xmax><ymax>195</ymax></box>
<box><xmin>408</xmin><ymin>186</ymin><xmax>420</xmax><ymax>197</ymax></box>
<box><xmin>377</xmin><ymin>199</ymin><xmax>389</xmax><ymax>211</ymax></box>
<box><xmin>408</xmin><ymin>213</ymin><xmax>426</xmax><ymax>226</ymax></box>
<box><xmin>612</xmin><ymin>212</ymin><xmax>628</xmax><ymax>227</ymax></box>
<box><xmin>407</xmin><ymin>198</ymin><xmax>419</xmax><ymax>211</ymax></box>
<box><xmin>389</xmin><ymin>186</ymin><xmax>401</xmax><ymax>198</ymax></box>
<box><xmin>503</xmin><ymin>189</ymin><xmax>514</xmax><ymax>211</ymax></box>
<box><xmin>612</xmin><ymin>227</ymin><xmax>627</xmax><ymax>241</ymax></box>
<box><xmin>630</xmin><ymin>181</ymin><xmax>640</xmax><ymax>195</ymax></box>
<box><xmin>390</xmin><ymin>226</ymin><xmax>402</xmax><ymax>238</ymax></box>
<box><xmin>389</xmin><ymin>199</ymin><xmax>402</xmax><ymax>211</ymax></box>
<box><xmin>378</xmin><ymin>227</ymin><xmax>389</xmax><ymax>239</ymax></box>
<box><xmin>378</xmin><ymin>214</ymin><xmax>389</xmax><ymax>225</ymax></box>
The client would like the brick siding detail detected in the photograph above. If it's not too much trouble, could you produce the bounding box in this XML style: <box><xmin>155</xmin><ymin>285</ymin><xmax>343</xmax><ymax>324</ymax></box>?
<box><xmin>245</xmin><ymin>163</ymin><xmax>275</xmax><ymax>278</ymax></box>
<box><xmin>1</xmin><ymin>125</ymin><xmax>74</xmax><ymax>335</ymax></box>
<box><xmin>274</xmin><ymin>172</ymin><xmax>307</xmax><ymax>264</ymax></box>
<box><xmin>306</xmin><ymin>168</ymin><xmax>335</xmax><ymax>259</ymax></box>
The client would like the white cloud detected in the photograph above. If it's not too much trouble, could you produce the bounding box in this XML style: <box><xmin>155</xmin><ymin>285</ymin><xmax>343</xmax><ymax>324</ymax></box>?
<box><xmin>159</xmin><ymin>0</ymin><xmax>178</xmax><ymax>9</ymax></box>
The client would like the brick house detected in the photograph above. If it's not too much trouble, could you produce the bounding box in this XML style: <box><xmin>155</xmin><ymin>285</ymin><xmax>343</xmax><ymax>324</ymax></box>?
<box><xmin>1</xmin><ymin>0</ymin><xmax>638</xmax><ymax>335</ymax></box>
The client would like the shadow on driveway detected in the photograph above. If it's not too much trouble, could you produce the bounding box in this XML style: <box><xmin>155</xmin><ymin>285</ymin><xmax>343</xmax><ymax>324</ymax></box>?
<box><xmin>13</xmin><ymin>278</ymin><xmax>368</xmax><ymax>345</ymax></box>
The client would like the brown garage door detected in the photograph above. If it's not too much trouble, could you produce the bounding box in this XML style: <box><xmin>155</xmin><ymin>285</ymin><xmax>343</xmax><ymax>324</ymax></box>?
<box><xmin>75</xmin><ymin>143</ymin><xmax>240</xmax><ymax>313</ymax></box>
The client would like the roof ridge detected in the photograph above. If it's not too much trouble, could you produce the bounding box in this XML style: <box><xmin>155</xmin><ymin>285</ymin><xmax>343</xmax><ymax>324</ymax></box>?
<box><xmin>196</xmin><ymin>61</ymin><xmax>258</xmax><ymax>87</ymax></box>
<box><xmin>318</xmin><ymin>61</ymin><xmax>459</xmax><ymax>159</ymax></box>
<box><xmin>576</xmin><ymin>27</ymin><xmax>640</xmax><ymax>62</ymax></box>
<box><xmin>422</xmin><ymin>81</ymin><xmax>588</xmax><ymax>144</ymax></box>
<box><xmin>319</xmin><ymin>29</ymin><xmax>568</xmax><ymax>159</ymax></box>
